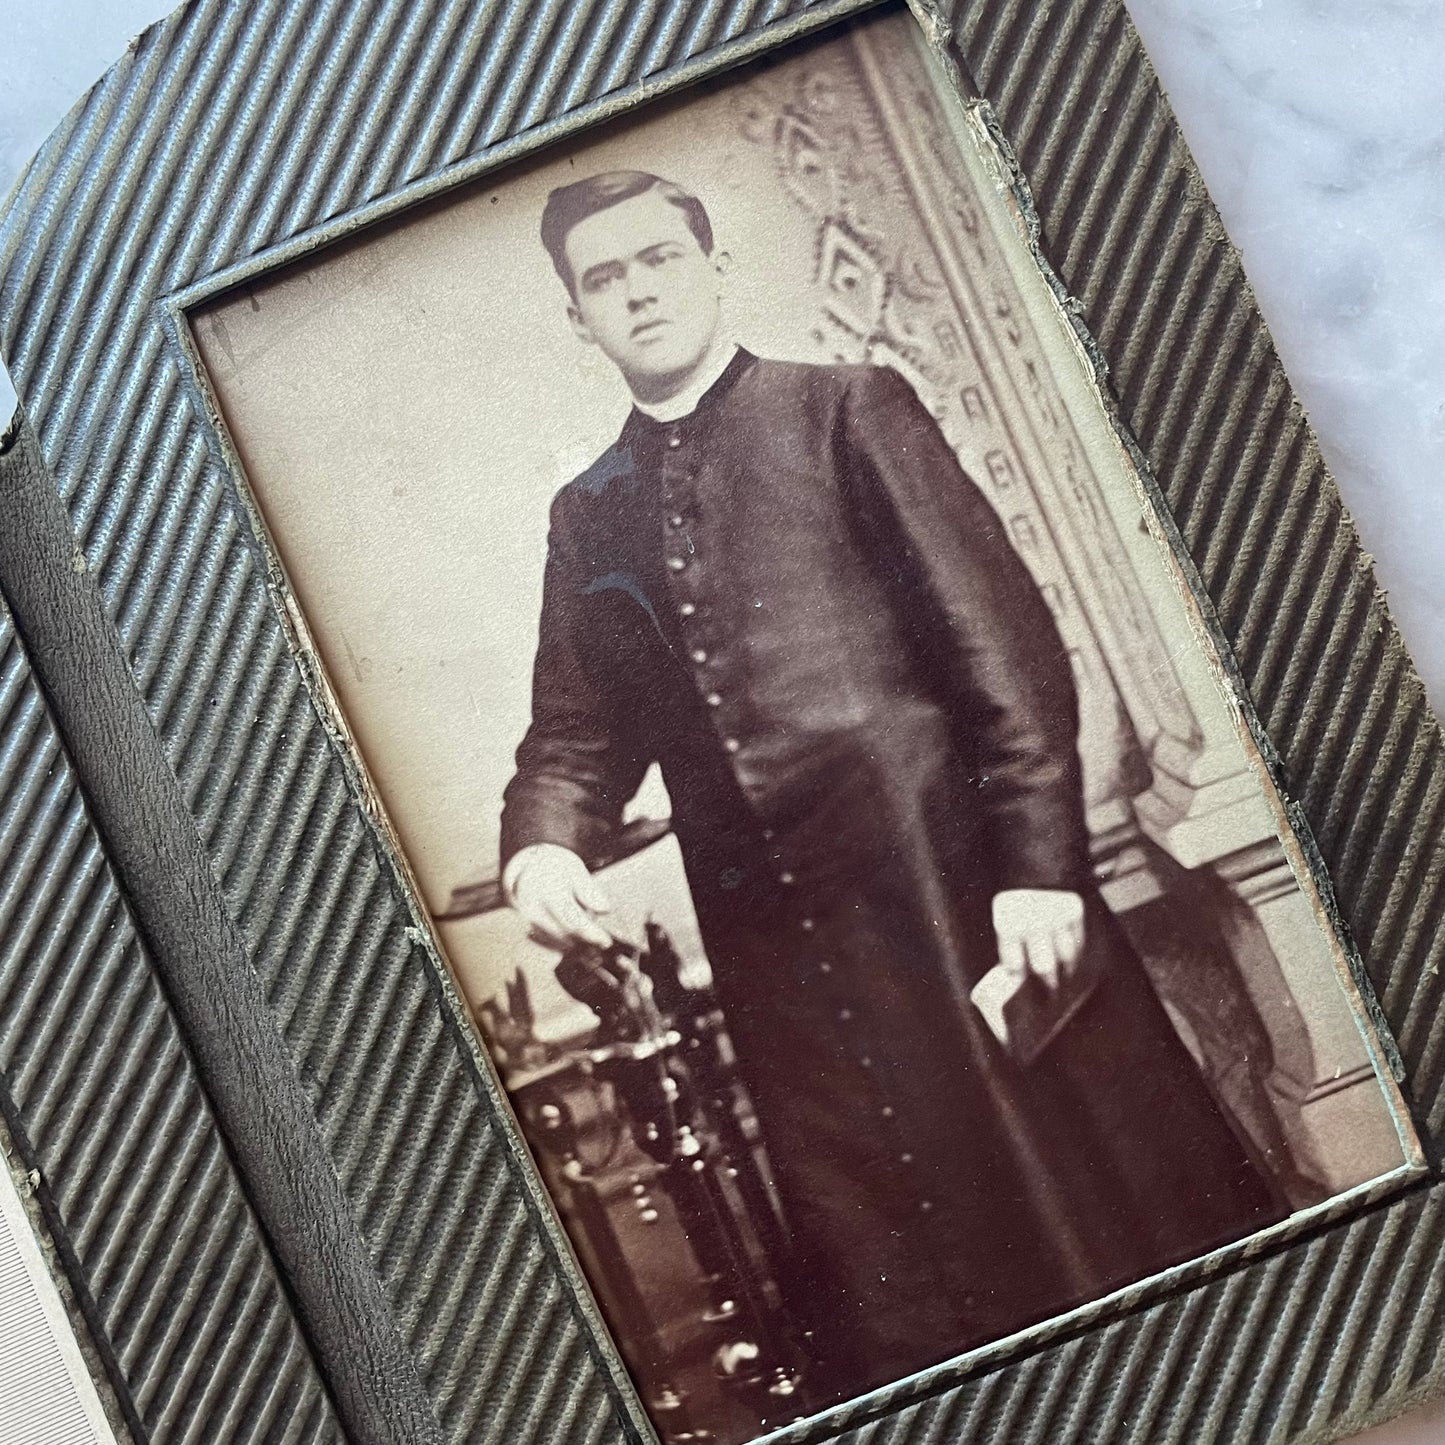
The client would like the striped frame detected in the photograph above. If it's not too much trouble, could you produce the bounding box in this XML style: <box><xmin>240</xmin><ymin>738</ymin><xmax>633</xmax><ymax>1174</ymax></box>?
<box><xmin>0</xmin><ymin>2</ymin><xmax>1439</xmax><ymax>1443</ymax></box>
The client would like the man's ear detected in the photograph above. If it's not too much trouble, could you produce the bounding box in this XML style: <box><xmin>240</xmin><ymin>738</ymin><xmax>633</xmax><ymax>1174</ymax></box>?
<box><xmin>567</xmin><ymin>304</ymin><xmax>595</xmax><ymax>346</ymax></box>
<box><xmin>711</xmin><ymin>250</ymin><xmax>733</xmax><ymax>303</ymax></box>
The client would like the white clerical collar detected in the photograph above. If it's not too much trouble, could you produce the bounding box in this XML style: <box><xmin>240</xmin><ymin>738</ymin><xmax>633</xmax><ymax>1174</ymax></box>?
<box><xmin>631</xmin><ymin>342</ymin><xmax>741</xmax><ymax>423</ymax></box>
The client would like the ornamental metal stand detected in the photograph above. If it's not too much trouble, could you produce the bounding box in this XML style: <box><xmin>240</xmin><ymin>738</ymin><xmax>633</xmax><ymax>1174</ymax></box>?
<box><xmin>505</xmin><ymin>921</ymin><xmax>806</xmax><ymax>1442</ymax></box>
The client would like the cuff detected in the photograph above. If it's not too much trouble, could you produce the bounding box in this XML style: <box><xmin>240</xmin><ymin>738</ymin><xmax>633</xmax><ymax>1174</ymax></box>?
<box><xmin>501</xmin><ymin>843</ymin><xmax>584</xmax><ymax>908</ymax></box>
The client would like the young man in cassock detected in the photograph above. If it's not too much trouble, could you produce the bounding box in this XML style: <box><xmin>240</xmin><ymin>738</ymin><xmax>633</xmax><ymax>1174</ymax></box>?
<box><xmin>500</xmin><ymin>170</ymin><xmax>1284</xmax><ymax>1403</ymax></box>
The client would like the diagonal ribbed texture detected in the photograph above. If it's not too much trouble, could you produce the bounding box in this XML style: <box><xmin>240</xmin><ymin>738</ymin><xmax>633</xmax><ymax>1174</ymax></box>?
<box><xmin>0</xmin><ymin>1</ymin><xmax>1438</xmax><ymax>1444</ymax></box>
<box><xmin>0</xmin><ymin>606</ymin><xmax>344</xmax><ymax>1445</ymax></box>
<box><xmin>811</xmin><ymin>1187</ymin><xmax>1445</xmax><ymax>1445</ymax></box>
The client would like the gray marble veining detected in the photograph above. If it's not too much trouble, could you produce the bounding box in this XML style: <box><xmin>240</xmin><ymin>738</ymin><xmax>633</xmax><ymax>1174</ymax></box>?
<box><xmin>1124</xmin><ymin>0</ymin><xmax>1443</xmax><ymax>712</ymax></box>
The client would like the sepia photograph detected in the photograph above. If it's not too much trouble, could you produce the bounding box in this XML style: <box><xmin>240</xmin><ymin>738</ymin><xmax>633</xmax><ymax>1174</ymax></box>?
<box><xmin>187</xmin><ymin>8</ymin><xmax>1419</xmax><ymax>1440</ymax></box>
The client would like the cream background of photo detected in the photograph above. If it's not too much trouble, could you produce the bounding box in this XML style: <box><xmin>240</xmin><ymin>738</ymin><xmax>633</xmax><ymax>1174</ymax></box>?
<box><xmin>0</xmin><ymin>4</ymin><xmax>1439</xmax><ymax>1444</ymax></box>
<box><xmin>188</xmin><ymin>10</ymin><xmax>1405</xmax><ymax>1199</ymax></box>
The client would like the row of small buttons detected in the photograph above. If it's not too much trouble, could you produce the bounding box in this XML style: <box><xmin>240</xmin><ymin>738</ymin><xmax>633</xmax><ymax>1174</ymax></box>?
<box><xmin>821</xmin><ymin>945</ymin><xmax>927</xmax><ymax>1202</ymax></box>
<box><xmin>660</xmin><ymin>430</ymin><xmax>744</xmax><ymax>759</ymax></box>
<box><xmin>659</xmin><ymin>421</ymin><xmax>933</xmax><ymax>1217</ymax></box>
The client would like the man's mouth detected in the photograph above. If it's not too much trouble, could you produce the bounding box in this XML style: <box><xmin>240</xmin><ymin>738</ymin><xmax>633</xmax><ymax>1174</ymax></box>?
<box><xmin>630</xmin><ymin>318</ymin><xmax>669</xmax><ymax>339</ymax></box>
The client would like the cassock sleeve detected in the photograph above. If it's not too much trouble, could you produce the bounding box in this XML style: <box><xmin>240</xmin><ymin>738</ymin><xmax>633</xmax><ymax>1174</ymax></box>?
<box><xmin>841</xmin><ymin>364</ymin><xmax>1092</xmax><ymax>892</ymax></box>
<box><xmin>499</xmin><ymin>487</ymin><xmax>650</xmax><ymax>872</ymax></box>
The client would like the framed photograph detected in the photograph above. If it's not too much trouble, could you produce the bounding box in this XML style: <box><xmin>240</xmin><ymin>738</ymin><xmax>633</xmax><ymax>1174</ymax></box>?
<box><xmin>0</xmin><ymin>2</ymin><xmax>1438</xmax><ymax>1444</ymax></box>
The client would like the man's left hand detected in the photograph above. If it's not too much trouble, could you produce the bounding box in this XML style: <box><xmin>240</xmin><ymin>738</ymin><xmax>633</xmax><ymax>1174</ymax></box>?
<box><xmin>991</xmin><ymin>888</ymin><xmax>1085</xmax><ymax>990</ymax></box>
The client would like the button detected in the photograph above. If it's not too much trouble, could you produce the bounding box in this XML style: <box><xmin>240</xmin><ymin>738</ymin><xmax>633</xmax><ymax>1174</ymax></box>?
<box><xmin>881</xmin><ymin>1105</ymin><xmax>895</xmax><ymax>1119</ymax></box>
<box><xmin>667</xmin><ymin>434</ymin><xmax>681</xmax><ymax>449</ymax></box>
<box><xmin>680</xmin><ymin>602</ymin><xmax>696</xmax><ymax>617</ymax></box>
<box><xmin>818</xmin><ymin>961</ymin><xmax>832</xmax><ymax>974</ymax></box>
<box><xmin>690</xmin><ymin>648</ymin><xmax>708</xmax><ymax>664</ymax></box>
<box><xmin>859</xmin><ymin>1056</ymin><xmax>872</xmax><ymax>1068</ymax></box>
<box><xmin>724</xmin><ymin>737</ymin><xmax>741</xmax><ymax>753</ymax></box>
<box><xmin>899</xmin><ymin>1152</ymin><xmax>914</xmax><ymax>1164</ymax></box>
<box><xmin>668</xmin><ymin>556</ymin><xmax>686</xmax><ymax>572</ymax></box>
<box><xmin>761</xmin><ymin>828</ymin><xmax>775</xmax><ymax>841</ymax></box>
<box><xmin>668</xmin><ymin>514</ymin><xmax>684</xmax><ymax>528</ymax></box>
<box><xmin>778</xmin><ymin>871</ymin><xmax>795</xmax><ymax>885</ymax></box>
<box><xmin>919</xmin><ymin>1200</ymin><xmax>933</xmax><ymax>1213</ymax></box>
<box><xmin>705</xmin><ymin>692</ymin><xmax>722</xmax><ymax>707</ymax></box>
<box><xmin>838</xmin><ymin>1008</ymin><xmax>852</xmax><ymax>1021</ymax></box>
<box><xmin>800</xmin><ymin>917</ymin><xmax>815</xmax><ymax>932</ymax></box>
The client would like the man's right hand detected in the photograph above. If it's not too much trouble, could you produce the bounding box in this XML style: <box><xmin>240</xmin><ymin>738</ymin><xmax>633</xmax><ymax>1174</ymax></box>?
<box><xmin>503</xmin><ymin>843</ymin><xmax>615</xmax><ymax>949</ymax></box>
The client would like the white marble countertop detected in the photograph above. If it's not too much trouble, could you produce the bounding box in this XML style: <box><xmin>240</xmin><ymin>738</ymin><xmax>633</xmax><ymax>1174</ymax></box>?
<box><xmin>1124</xmin><ymin>0</ymin><xmax>1443</xmax><ymax>717</ymax></box>
<box><xmin>0</xmin><ymin>3</ymin><xmax>1441</xmax><ymax>1443</ymax></box>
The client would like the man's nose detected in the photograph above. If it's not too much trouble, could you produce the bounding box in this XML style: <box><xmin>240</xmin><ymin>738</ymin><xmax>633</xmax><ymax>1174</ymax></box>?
<box><xmin>624</xmin><ymin>266</ymin><xmax>656</xmax><ymax>310</ymax></box>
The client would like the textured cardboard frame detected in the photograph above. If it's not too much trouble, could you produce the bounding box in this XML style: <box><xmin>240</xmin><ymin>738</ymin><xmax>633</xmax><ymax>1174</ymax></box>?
<box><xmin>0</xmin><ymin>1</ymin><xmax>1439</xmax><ymax>1444</ymax></box>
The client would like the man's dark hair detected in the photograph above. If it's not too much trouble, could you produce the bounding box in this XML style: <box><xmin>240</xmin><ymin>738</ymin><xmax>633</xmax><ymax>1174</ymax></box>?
<box><xmin>540</xmin><ymin>170</ymin><xmax>714</xmax><ymax>297</ymax></box>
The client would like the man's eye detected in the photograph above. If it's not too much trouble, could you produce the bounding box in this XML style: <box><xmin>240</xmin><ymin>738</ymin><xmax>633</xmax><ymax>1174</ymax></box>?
<box><xmin>644</xmin><ymin>249</ymin><xmax>680</xmax><ymax>268</ymax></box>
<box><xmin>583</xmin><ymin>269</ymin><xmax>622</xmax><ymax>293</ymax></box>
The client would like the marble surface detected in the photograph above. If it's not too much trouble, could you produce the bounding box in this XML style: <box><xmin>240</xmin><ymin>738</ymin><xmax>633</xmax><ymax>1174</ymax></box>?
<box><xmin>0</xmin><ymin>3</ymin><xmax>1441</xmax><ymax>1443</ymax></box>
<box><xmin>1123</xmin><ymin>0</ymin><xmax>1444</xmax><ymax>713</ymax></box>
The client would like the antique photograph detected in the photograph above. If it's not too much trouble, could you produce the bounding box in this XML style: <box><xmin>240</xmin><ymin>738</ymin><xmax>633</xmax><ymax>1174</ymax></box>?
<box><xmin>188</xmin><ymin>9</ymin><xmax>1417</xmax><ymax>1440</ymax></box>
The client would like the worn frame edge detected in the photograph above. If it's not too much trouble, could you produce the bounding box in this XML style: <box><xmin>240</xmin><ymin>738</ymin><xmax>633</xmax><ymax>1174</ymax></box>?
<box><xmin>0</xmin><ymin>0</ymin><xmax>1437</xmax><ymax>1442</ymax></box>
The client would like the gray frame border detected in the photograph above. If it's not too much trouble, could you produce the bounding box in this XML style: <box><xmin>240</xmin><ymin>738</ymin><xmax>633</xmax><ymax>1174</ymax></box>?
<box><xmin>0</xmin><ymin>1</ymin><xmax>1440</xmax><ymax>1443</ymax></box>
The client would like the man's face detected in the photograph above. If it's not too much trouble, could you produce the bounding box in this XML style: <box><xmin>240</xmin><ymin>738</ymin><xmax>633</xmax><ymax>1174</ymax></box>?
<box><xmin>563</xmin><ymin>191</ymin><xmax>723</xmax><ymax>392</ymax></box>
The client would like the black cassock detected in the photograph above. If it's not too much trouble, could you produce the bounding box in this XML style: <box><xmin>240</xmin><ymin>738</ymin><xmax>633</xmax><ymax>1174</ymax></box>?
<box><xmin>501</xmin><ymin>349</ymin><xmax>1283</xmax><ymax>1399</ymax></box>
